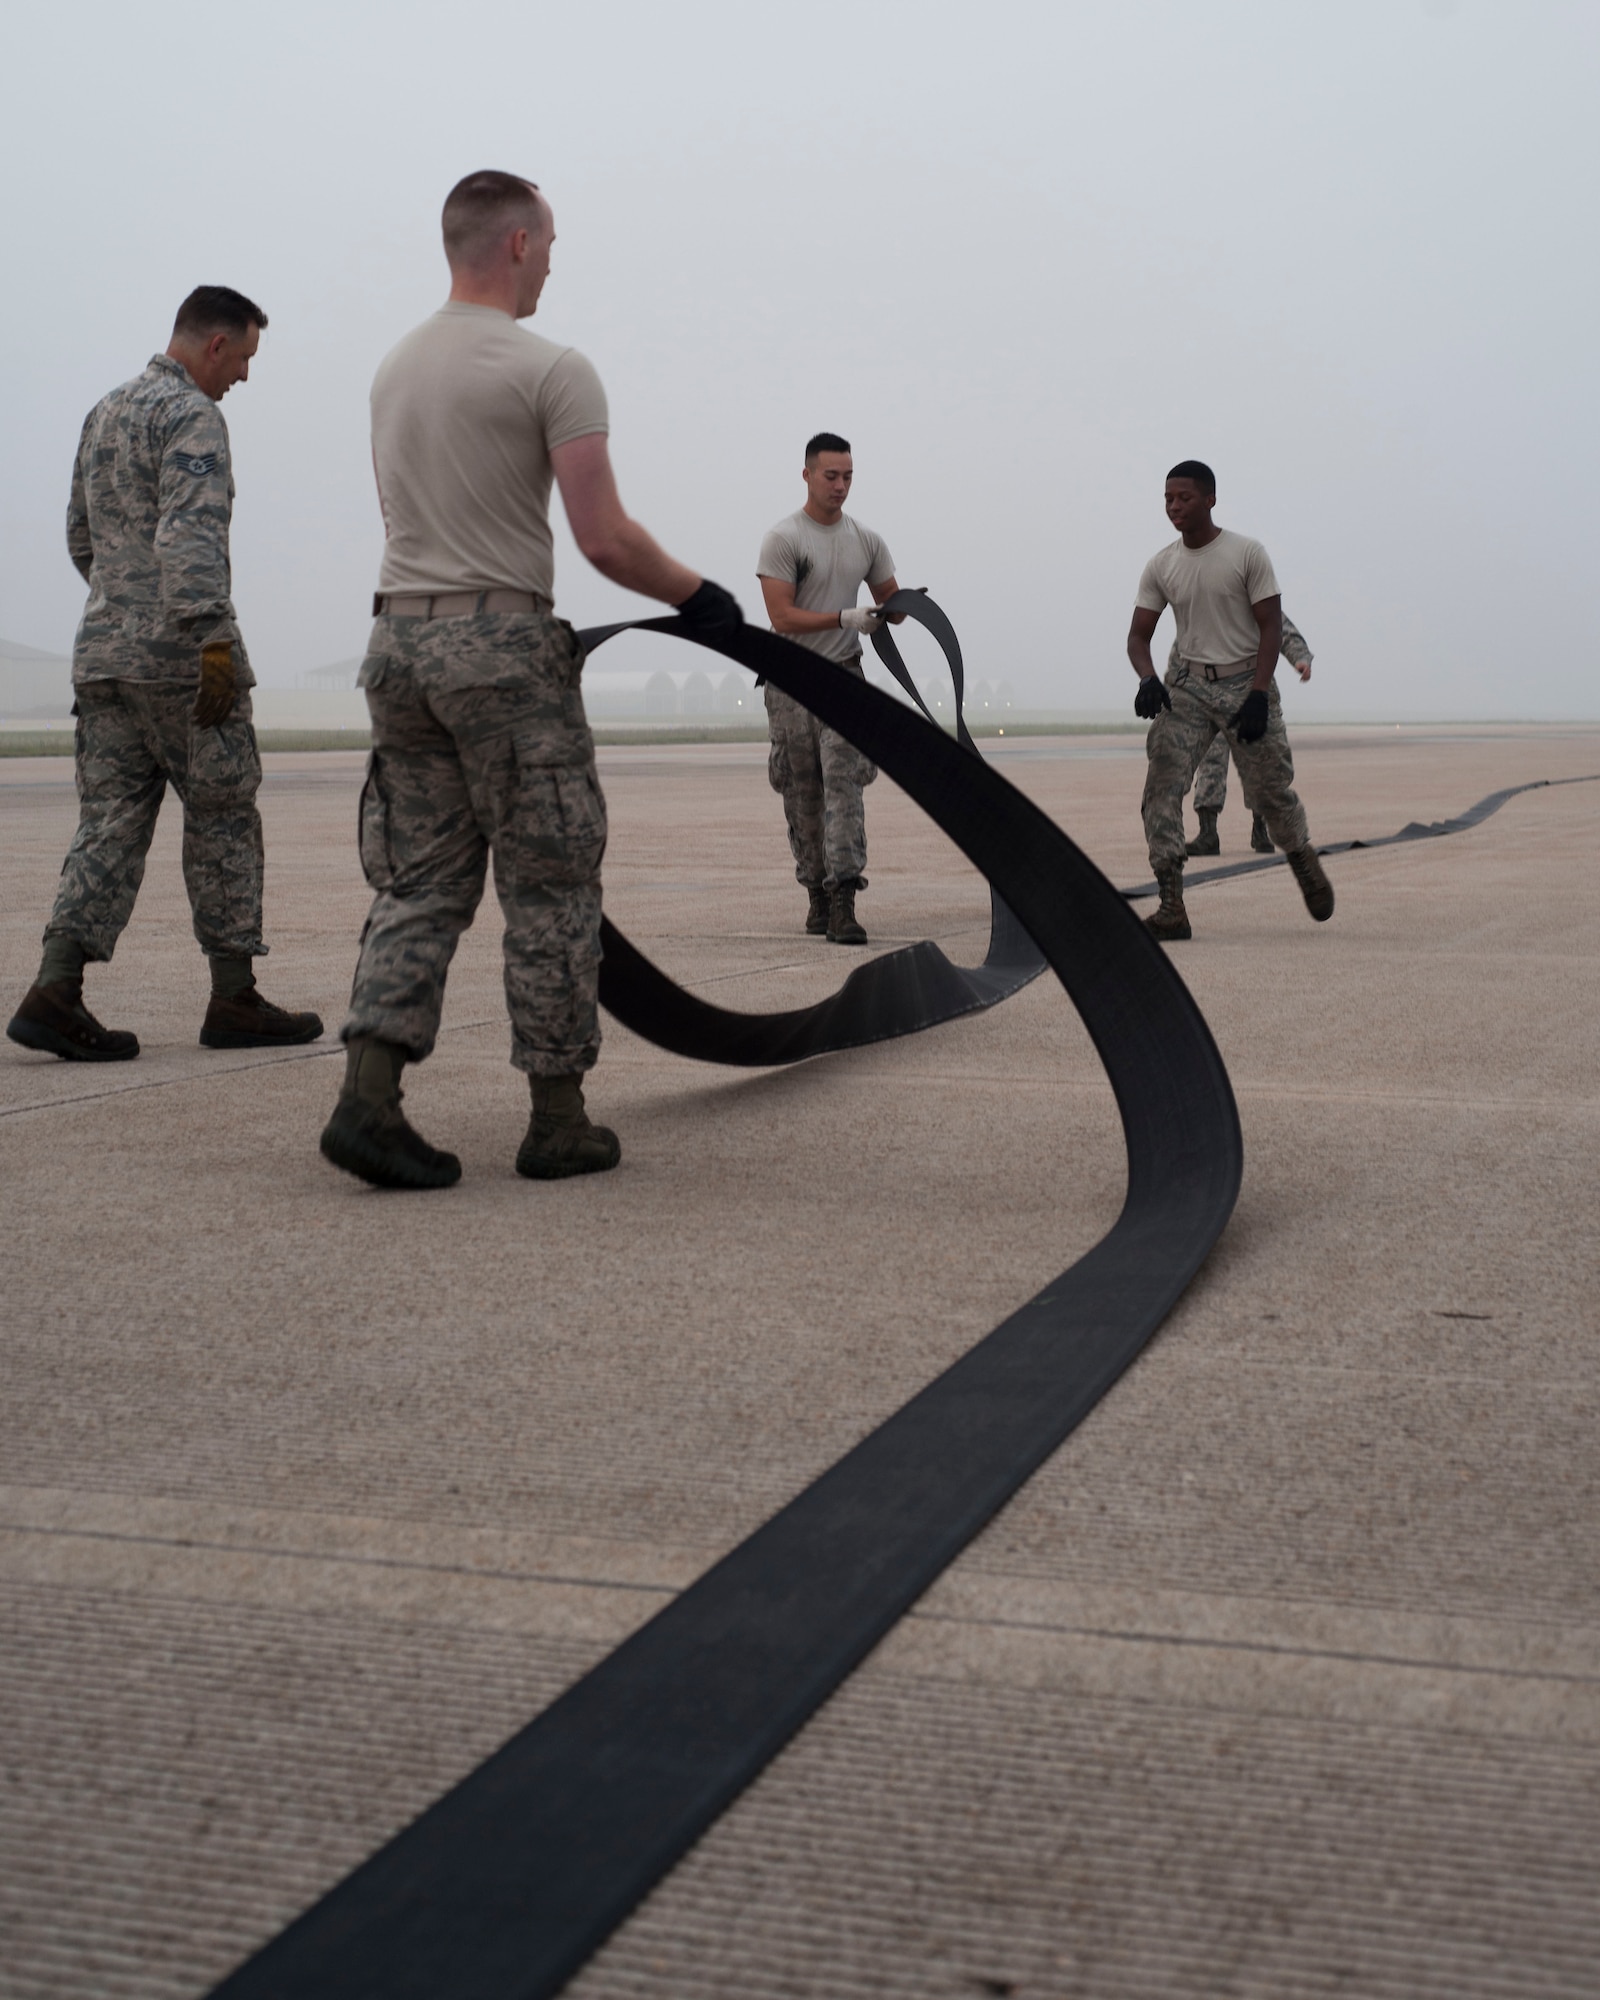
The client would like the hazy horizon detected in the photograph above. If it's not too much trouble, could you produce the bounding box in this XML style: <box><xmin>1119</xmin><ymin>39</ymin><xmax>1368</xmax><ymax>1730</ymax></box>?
<box><xmin>3</xmin><ymin>1</ymin><xmax>1596</xmax><ymax>719</ymax></box>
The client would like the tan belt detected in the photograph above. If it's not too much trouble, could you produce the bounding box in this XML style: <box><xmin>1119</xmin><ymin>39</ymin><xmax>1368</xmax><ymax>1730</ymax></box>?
<box><xmin>1179</xmin><ymin>658</ymin><xmax>1255</xmax><ymax>684</ymax></box>
<box><xmin>372</xmin><ymin>589</ymin><xmax>550</xmax><ymax>619</ymax></box>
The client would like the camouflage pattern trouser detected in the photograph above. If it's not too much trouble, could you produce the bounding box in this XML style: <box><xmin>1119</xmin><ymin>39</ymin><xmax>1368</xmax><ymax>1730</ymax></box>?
<box><xmin>1192</xmin><ymin>730</ymin><xmax>1238</xmax><ymax>815</ymax></box>
<box><xmin>1142</xmin><ymin>667</ymin><xmax>1309</xmax><ymax>875</ymax></box>
<box><xmin>47</xmin><ymin>678</ymin><xmax>264</xmax><ymax>962</ymax></box>
<box><xmin>342</xmin><ymin>613</ymin><xmax>606</xmax><ymax>1076</ymax></box>
<box><xmin>765</xmin><ymin>663</ymin><xmax>877</xmax><ymax>890</ymax></box>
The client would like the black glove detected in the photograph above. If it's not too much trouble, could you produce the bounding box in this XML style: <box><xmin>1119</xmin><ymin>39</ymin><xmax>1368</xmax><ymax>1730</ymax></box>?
<box><xmin>1232</xmin><ymin>688</ymin><xmax>1269</xmax><ymax>743</ymax></box>
<box><xmin>1134</xmin><ymin>676</ymin><xmax>1171</xmax><ymax>720</ymax></box>
<box><xmin>673</xmin><ymin>579</ymin><xmax>743</xmax><ymax>640</ymax></box>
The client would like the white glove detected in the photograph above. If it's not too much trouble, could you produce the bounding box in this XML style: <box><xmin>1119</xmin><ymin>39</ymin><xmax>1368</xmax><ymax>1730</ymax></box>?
<box><xmin>839</xmin><ymin>606</ymin><xmax>883</xmax><ymax>633</ymax></box>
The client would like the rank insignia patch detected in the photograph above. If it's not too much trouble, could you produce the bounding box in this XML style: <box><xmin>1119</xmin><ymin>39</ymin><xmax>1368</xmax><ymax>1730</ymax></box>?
<box><xmin>174</xmin><ymin>452</ymin><xmax>218</xmax><ymax>476</ymax></box>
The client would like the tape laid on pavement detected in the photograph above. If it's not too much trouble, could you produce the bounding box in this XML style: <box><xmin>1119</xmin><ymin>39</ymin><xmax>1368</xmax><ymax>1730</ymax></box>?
<box><xmin>1123</xmin><ymin>774</ymin><xmax>1600</xmax><ymax>900</ymax></box>
<box><xmin>210</xmin><ymin>596</ymin><xmax>1243</xmax><ymax>2000</ymax></box>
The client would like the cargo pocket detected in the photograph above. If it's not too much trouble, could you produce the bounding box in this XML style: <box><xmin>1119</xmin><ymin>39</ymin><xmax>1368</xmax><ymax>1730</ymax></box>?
<box><xmin>358</xmin><ymin>751</ymin><xmax>395</xmax><ymax>891</ymax></box>
<box><xmin>512</xmin><ymin>737</ymin><xmax>608</xmax><ymax>891</ymax></box>
<box><xmin>187</xmin><ymin>709</ymin><xmax>262</xmax><ymax>812</ymax></box>
<box><xmin>357</xmin><ymin>649</ymin><xmax>391</xmax><ymax>692</ymax></box>
<box><xmin>767</xmin><ymin>732</ymin><xmax>790</xmax><ymax>795</ymax></box>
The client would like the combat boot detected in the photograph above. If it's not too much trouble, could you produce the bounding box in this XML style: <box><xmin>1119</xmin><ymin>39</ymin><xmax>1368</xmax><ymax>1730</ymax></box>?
<box><xmin>1185</xmin><ymin>808</ymin><xmax>1220</xmax><ymax>857</ymax></box>
<box><xmin>320</xmin><ymin>1036</ymin><xmax>461</xmax><ymax>1190</ymax></box>
<box><xmin>6</xmin><ymin>981</ymin><xmax>139</xmax><ymax>1062</ymax></box>
<box><xmin>516</xmin><ymin>1073</ymin><xmax>621</xmax><ymax>1180</ymax></box>
<box><xmin>805</xmin><ymin>885</ymin><xmax>830</xmax><ymax>935</ymax></box>
<box><xmin>1251</xmin><ymin>813</ymin><xmax>1274</xmax><ymax>854</ymax></box>
<box><xmin>827</xmin><ymin>877</ymin><xmax>868</xmax><ymax>945</ymax></box>
<box><xmin>1286</xmin><ymin>845</ymin><xmax>1335</xmax><ymax>922</ymax></box>
<box><xmin>201</xmin><ymin>981</ymin><xmax>324</xmax><ymax>1049</ymax></box>
<box><xmin>1144</xmin><ymin>865</ymin><xmax>1192</xmax><ymax>942</ymax></box>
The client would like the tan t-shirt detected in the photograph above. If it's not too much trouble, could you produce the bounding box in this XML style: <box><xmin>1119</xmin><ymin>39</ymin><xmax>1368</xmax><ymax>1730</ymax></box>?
<box><xmin>756</xmin><ymin>509</ymin><xmax>896</xmax><ymax>664</ymax></box>
<box><xmin>1136</xmin><ymin>527</ymin><xmax>1280</xmax><ymax>668</ymax></box>
<box><xmin>371</xmin><ymin>302</ymin><xmax>609</xmax><ymax>601</ymax></box>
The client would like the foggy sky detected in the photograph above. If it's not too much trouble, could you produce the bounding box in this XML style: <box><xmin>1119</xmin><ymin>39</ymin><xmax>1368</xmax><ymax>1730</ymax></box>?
<box><xmin>3</xmin><ymin>0</ymin><xmax>1595</xmax><ymax>717</ymax></box>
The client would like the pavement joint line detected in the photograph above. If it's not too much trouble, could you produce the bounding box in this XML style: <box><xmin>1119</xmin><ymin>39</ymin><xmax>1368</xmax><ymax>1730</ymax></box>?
<box><xmin>1159</xmin><ymin>1356</ymin><xmax>1594</xmax><ymax>1385</ymax></box>
<box><xmin>596</xmin><ymin>1062</ymin><xmax>1591</xmax><ymax>1112</ymax></box>
<box><xmin>0</xmin><ymin>1520</ymin><xmax>680</xmax><ymax>1599</ymax></box>
<box><xmin>11</xmin><ymin>1519</ymin><xmax>1594</xmax><ymax>1689</ymax></box>
<box><xmin>3</xmin><ymin>1014</ymin><xmax>1065</xmax><ymax>1115</ymax></box>
<box><xmin>0</xmin><ymin>931</ymin><xmax>1037</xmax><ymax>1115</ymax></box>
<box><xmin>0</xmin><ymin>1015</ymin><xmax>502</xmax><ymax>1120</ymax></box>
<box><xmin>873</xmin><ymin>1652</ymin><xmax>1600</xmax><ymax>1751</ymax></box>
<box><xmin>0</xmin><ymin>1043</ymin><xmax>343</xmax><ymax>1118</ymax></box>
<box><xmin>672</xmin><ymin>946</ymin><xmax>990</xmax><ymax>988</ymax></box>
<box><xmin>0</xmin><ymin>915</ymin><xmax>1013</xmax><ymax>1117</ymax></box>
<box><xmin>1228</xmin><ymin>1084</ymin><xmax>1598</xmax><ymax>1110</ymax></box>
<box><xmin>688</xmin><ymin>953</ymin><xmax>866</xmax><ymax>984</ymax></box>
<box><xmin>904</xmin><ymin>1610</ymin><xmax>1600</xmax><ymax>1688</ymax></box>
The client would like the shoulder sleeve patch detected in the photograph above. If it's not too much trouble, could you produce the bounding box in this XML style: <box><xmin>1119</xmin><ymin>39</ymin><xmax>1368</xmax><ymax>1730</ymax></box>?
<box><xmin>172</xmin><ymin>451</ymin><xmax>219</xmax><ymax>477</ymax></box>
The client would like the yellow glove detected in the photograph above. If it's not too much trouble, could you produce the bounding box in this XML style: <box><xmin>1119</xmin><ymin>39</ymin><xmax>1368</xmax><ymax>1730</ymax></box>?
<box><xmin>194</xmin><ymin>641</ymin><xmax>237</xmax><ymax>727</ymax></box>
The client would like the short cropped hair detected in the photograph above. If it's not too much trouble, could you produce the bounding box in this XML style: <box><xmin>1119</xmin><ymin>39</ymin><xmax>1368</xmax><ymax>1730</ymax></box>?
<box><xmin>1167</xmin><ymin>459</ymin><xmax>1216</xmax><ymax>494</ymax></box>
<box><xmin>805</xmin><ymin>431</ymin><xmax>851</xmax><ymax>461</ymax></box>
<box><xmin>172</xmin><ymin>286</ymin><xmax>268</xmax><ymax>339</ymax></box>
<box><xmin>442</xmin><ymin>170</ymin><xmax>542</xmax><ymax>264</ymax></box>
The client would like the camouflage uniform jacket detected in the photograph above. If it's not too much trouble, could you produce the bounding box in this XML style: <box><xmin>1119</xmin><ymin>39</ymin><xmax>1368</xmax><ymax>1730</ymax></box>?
<box><xmin>1167</xmin><ymin>611</ymin><xmax>1311</xmax><ymax>677</ymax></box>
<box><xmin>66</xmin><ymin>354</ymin><xmax>252</xmax><ymax>687</ymax></box>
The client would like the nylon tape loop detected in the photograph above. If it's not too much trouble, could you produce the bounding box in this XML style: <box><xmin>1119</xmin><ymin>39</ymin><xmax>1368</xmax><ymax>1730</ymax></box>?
<box><xmin>210</xmin><ymin>603</ymin><xmax>1243</xmax><ymax>2000</ymax></box>
<box><xmin>596</xmin><ymin>590</ymin><xmax>1045</xmax><ymax>1065</ymax></box>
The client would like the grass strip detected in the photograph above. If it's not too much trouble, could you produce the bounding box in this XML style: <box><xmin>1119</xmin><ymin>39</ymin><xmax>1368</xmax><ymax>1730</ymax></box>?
<box><xmin>2</xmin><ymin>720</ymin><xmax>1153</xmax><ymax>758</ymax></box>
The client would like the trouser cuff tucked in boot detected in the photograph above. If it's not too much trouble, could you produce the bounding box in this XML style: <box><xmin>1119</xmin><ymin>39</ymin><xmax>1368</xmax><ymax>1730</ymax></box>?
<box><xmin>342</xmin><ymin>1036</ymin><xmax>408</xmax><ymax>1107</ymax></box>
<box><xmin>517</xmin><ymin>1072</ymin><xmax>621</xmax><ymax>1180</ymax></box>
<box><xmin>320</xmin><ymin>1036</ymin><xmax>461</xmax><ymax>1190</ymax></box>
<box><xmin>1286</xmin><ymin>846</ymin><xmax>1335</xmax><ymax>922</ymax></box>
<box><xmin>827</xmin><ymin>877</ymin><xmax>868</xmax><ymax>945</ymax></box>
<box><xmin>37</xmin><ymin>933</ymin><xmax>89</xmax><ymax>992</ymax></box>
<box><xmin>1144</xmin><ymin>863</ymin><xmax>1192</xmax><ymax>942</ymax></box>
<box><xmin>208</xmin><ymin>953</ymin><xmax>256</xmax><ymax>999</ymax></box>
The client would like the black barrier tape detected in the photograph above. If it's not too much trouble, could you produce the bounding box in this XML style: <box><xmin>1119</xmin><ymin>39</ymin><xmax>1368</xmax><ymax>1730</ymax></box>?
<box><xmin>595</xmin><ymin>591</ymin><xmax>1046</xmax><ymax>1066</ymax></box>
<box><xmin>1122</xmin><ymin>772</ymin><xmax>1600</xmax><ymax>901</ymax></box>
<box><xmin>211</xmin><ymin>599</ymin><xmax>1245</xmax><ymax>2000</ymax></box>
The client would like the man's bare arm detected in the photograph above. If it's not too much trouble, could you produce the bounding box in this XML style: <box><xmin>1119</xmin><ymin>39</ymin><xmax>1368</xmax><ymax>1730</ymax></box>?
<box><xmin>1250</xmin><ymin>593</ymin><xmax>1284</xmax><ymax>691</ymax></box>
<box><xmin>870</xmin><ymin>572</ymin><xmax>914</xmax><ymax>625</ymax></box>
<box><xmin>759</xmin><ymin>575</ymin><xmax>852</xmax><ymax>636</ymax></box>
<box><xmin>1127</xmin><ymin>605</ymin><xmax>1162</xmax><ymax>679</ymax></box>
<box><xmin>552</xmin><ymin>434</ymin><xmax>699</xmax><ymax>605</ymax></box>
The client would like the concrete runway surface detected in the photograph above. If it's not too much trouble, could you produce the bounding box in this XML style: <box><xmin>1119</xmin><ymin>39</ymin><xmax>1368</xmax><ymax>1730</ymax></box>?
<box><xmin>2</xmin><ymin>723</ymin><xmax>1597</xmax><ymax>1999</ymax></box>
